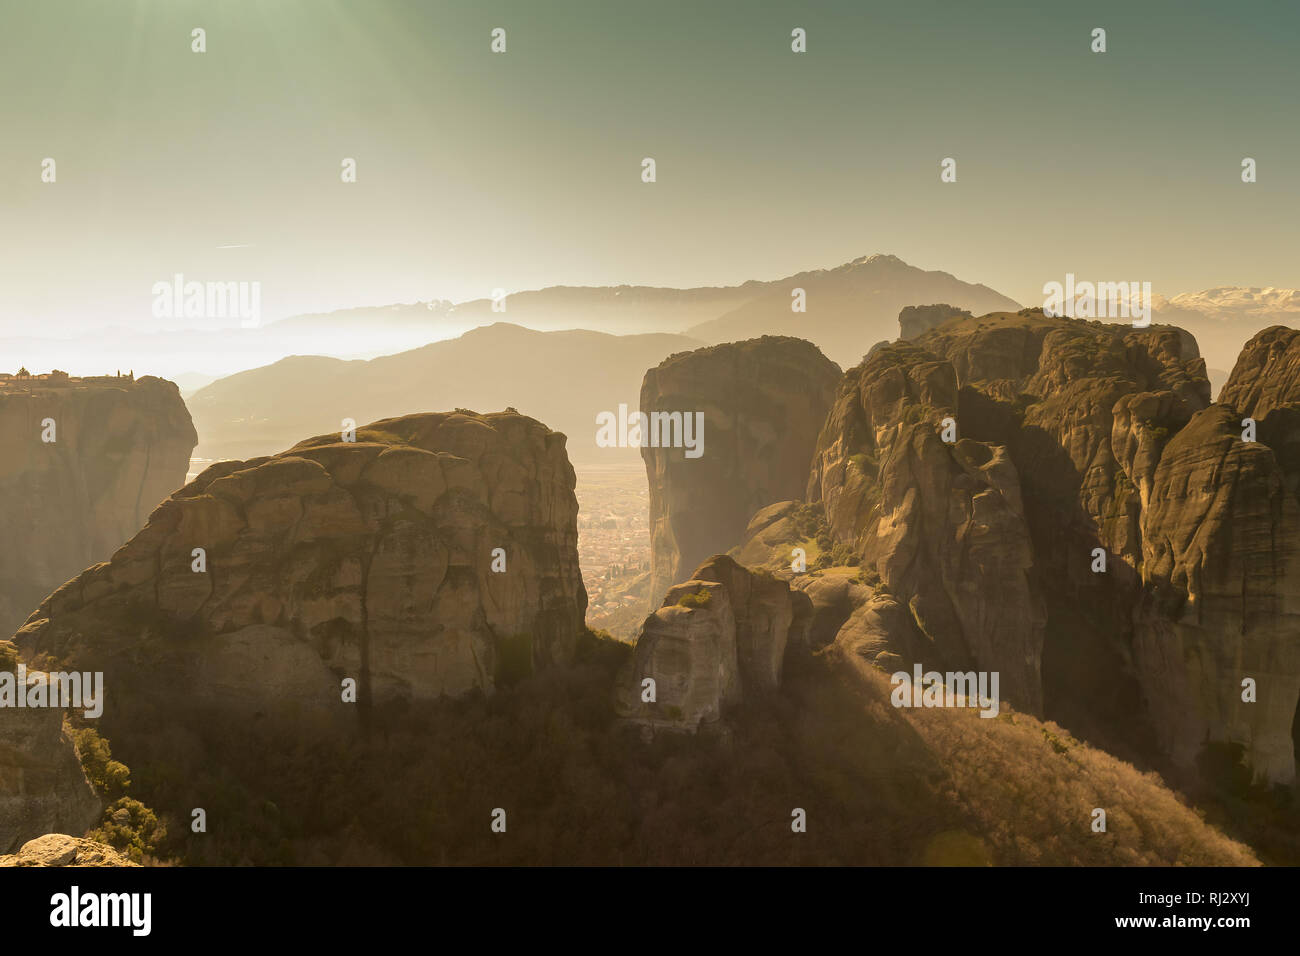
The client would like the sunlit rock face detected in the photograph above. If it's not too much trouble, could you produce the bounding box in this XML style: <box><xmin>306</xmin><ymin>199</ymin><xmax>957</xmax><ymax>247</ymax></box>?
<box><xmin>617</xmin><ymin>556</ymin><xmax>803</xmax><ymax>732</ymax></box>
<box><xmin>14</xmin><ymin>410</ymin><xmax>588</xmax><ymax>719</ymax></box>
<box><xmin>0</xmin><ymin>645</ymin><xmax>100</xmax><ymax>854</ymax></box>
<box><xmin>806</xmin><ymin>338</ymin><xmax>1044</xmax><ymax>715</ymax></box>
<box><xmin>641</xmin><ymin>336</ymin><xmax>840</xmax><ymax>608</ymax></box>
<box><xmin>0</xmin><ymin>375</ymin><xmax>196</xmax><ymax>637</ymax></box>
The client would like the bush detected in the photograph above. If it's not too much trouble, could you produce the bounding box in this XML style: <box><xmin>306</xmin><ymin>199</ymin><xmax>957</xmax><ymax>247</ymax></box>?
<box><xmin>71</xmin><ymin>725</ymin><xmax>132</xmax><ymax>797</ymax></box>
<box><xmin>88</xmin><ymin>797</ymin><xmax>168</xmax><ymax>864</ymax></box>
<box><xmin>676</xmin><ymin>588</ymin><xmax>713</xmax><ymax>609</ymax></box>
<box><xmin>828</xmin><ymin>543</ymin><xmax>859</xmax><ymax>567</ymax></box>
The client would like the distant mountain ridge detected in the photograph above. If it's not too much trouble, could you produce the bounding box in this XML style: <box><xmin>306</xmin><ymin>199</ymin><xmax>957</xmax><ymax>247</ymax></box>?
<box><xmin>189</xmin><ymin>323</ymin><xmax>702</xmax><ymax>464</ymax></box>
<box><xmin>1161</xmin><ymin>286</ymin><xmax>1300</xmax><ymax>319</ymax></box>
<box><xmin>267</xmin><ymin>285</ymin><xmax>761</xmax><ymax>337</ymax></box>
<box><xmin>686</xmin><ymin>254</ymin><xmax>1022</xmax><ymax>367</ymax></box>
<box><xmin>1</xmin><ymin>253</ymin><xmax>1019</xmax><ymax>382</ymax></box>
<box><xmin>265</xmin><ymin>253</ymin><xmax>1020</xmax><ymax>358</ymax></box>
<box><xmin>1150</xmin><ymin>285</ymin><xmax>1300</xmax><ymax>395</ymax></box>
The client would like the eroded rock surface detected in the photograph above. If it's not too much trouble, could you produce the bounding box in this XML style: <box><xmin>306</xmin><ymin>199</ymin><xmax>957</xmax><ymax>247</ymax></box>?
<box><xmin>617</xmin><ymin>556</ymin><xmax>802</xmax><ymax>731</ymax></box>
<box><xmin>642</xmin><ymin>337</ymin><xmax>840</xmax><ymax>607</ymax></box>
<box><xmin>0</xmin><ymin>833</ymin><xmax>135</xmax><ymax>867</ymax></box>
<box><xmin>806</xmin><ymin>340</ymin><xmax>1045</xmax><ymax>713</ymax></box>
<box><xmin>908</xmin><ymin>312</ymin><xmax>1212</xmax><ymax>759</ymax></box>
<box><xmin>802</xmin><ymin>311</ymin><xmax>1298</xmax><ymax>784</ymax></box>
<box><xmin>0</xmin><ymin>644</ymin><xmax>100</xmax><ymax>854</ymax></box>
<box><xmin>1134</xmin><ymin>405</ymin><xmax>1300</xmax><ymax>783</ymax></box>
<box><xmin>1221</xmin><ymin>325</ymin><xmax>1300</xmax><ymax>501</ymax></box>
<box><xmin>0</xmin><ymin>375</ymin><xmax>196</xmax><ymax>636</ymax></box>
<box><xmin>14</xmin><ymin>410</ymin><xmax>588</xmax><ymax>719</ymax></box>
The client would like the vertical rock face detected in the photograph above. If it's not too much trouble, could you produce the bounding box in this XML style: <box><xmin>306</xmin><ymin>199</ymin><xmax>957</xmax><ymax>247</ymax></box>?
<box><xmin>814</xmin><ymin>311</ymin><xmax>1297</xmax><ymax>785</ymax></box>
<box><xmin>1133</xmin><ymin>406</ymin><xmax>1300</xmax><ymax>783</ymax></box>
<box><xmin>14</xmin><ymin>410</ymin><xmax>588</xmax><ymax>717</ymax></box>
<box><xmin>0</xmin><ymin>646</ymin><xmax>100</xmax><ymax>854</ymax></box>
<box><xmin>906</xmin><ymin>313</ymin><xmax>1212</xmax><ymax>754</ymax></box>
<box><xmin>617</xmin><ymin>556</ymin><xmax>800</xmax><ymax>731</ymax></box>
<box><xmin>1218</xmin><ymin>326</ymin><xmax>1300</xmax><ymax>421</ymax></box>
<box><xmin>0</xmin><ymin>376</ymin><xmax>196</xmax><ymax>637</ymax></box>
<box><xmin>1170</xmin><ymin>325</ymin><xmax>1300</xmax><ymax>784</ymax></box>
<box><xmin>806</xmin><ymin>340</ymin><xmax>1045</xmax><ymax>713</ymax></box>
<box><xmin>1220</xmin><ymin>325</ymin><xmax>1300</xmax><ymax>500</ymax></box>
<box><xmin>641</xmin><ymin>337</ymin><xmax>840</xmax><ymax>606</ymax></box>
<box><xmin>691</xmin><ymin>555</ymin><xmax>795</xmax><ymax>691</ymax></box>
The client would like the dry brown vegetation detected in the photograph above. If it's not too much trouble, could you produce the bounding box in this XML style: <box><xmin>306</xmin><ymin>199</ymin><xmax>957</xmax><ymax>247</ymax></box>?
<box><xmin>79</xmin><ymin>629</ymin><xmax>1260</xmax><ymax>866</ymax></box>
<box><xmin>833</xmin><ymin>648</ymin><xmax>1258</xmax><ymax>865</ymax></box>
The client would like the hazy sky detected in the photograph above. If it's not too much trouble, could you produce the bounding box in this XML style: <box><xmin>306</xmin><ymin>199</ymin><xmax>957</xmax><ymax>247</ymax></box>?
<box><xmin>2</xmin><ymin>0</ymin><xmax>1297</xmax><ymax>331</ymax></box>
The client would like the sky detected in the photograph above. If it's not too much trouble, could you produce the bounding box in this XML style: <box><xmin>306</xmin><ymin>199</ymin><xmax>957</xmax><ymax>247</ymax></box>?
<box><xmin>2</xmin><ymin>0</ymin><xmax>1297</xmax><ymax>332</ymax></box>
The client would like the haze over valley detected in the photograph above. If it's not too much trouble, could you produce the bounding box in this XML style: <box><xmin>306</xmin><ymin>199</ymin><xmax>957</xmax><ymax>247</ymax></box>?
<box><xmin>5</xmin><ymin>0</ymin><xmax>1300</xmax><ymax>885</ymax></box>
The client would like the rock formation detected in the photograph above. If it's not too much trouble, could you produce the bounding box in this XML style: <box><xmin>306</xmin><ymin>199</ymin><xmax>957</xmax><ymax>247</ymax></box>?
<box><xmin>0</xmin><ymin>374</ymin><xmax>196</xmax><ymax>637</ymax></box>
<box><xmin>805</xmin><ymin>338</ymin><xmax>1045</xmax><ymax>713</ymax></box>
<box><xmin>794</xmin><ymin>310</ymin><xmax>1299</xmax><ymax>785</ymax></box>
<box><xmin>1220</xmin><ymin>325</ymin><xmax>1300</xmax><ymax>499</ymax></box>
<box><xmin>1133</xmin><ymin>405</ymin><xmax>1300</xmax><ymax>783</ymax></box>
<box><xmin>616</xmin><ymin>555</ymin><xmax>804</xmax><ymax>731</ymax></box>
<box><xmin>13</xmin><ymin>410</ymin><xmax>588</xmax><ymax>720</ymax></box>
<box><xmin>0</xmin><ymin>644</ymin><xmax>100</xmax><ymax>854</ymax></box>
<box><xmin>898</xmin><ymin>304</ymin><xmax>972</xmax><ymax>340</ymax></box>
<box><xmin>1218</xmin><ymin>326</ymin><xmax>1300</xmax><ymax>420</ymax></box>
<box><xmin>0</xmin><ymin>832</ymin><xmax>135</xmax><ymax>867</ymax></box>
<box><xmin>902</xmin><ymin>312</ymin><xmax>1213</xmax><ymax>751</ymax></box>
<box><xmin>642</xmin><ymin>337</ymin><xmax>840</xmax><ymax>607</ymax></box>
<box><xmin>1134</xmin><ymin>325</ymin><xmax>1300</xmax><ymax>783</ymax></box>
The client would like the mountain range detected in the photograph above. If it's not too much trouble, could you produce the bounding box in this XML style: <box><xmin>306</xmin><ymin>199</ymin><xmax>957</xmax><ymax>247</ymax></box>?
<box><xmin>188</xmin><ymin>324</ymin><xmax>701</xmax><ymax>464</ymax></box>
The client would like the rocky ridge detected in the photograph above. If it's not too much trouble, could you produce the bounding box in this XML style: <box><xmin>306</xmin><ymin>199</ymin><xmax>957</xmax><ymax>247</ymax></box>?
<box><xmin>715</xmin><ymin>310</ymin><xmax>1299</xmax><ymax>786</ymax></box>
<box><xmin>13</xmin><ymin>410</ymin><xmax>589</xmax><ymax>719</ymax></box>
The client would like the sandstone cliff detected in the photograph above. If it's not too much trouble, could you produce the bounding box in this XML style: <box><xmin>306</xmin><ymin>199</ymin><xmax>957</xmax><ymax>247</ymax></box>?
<box><xmin>797</xmin><ymin>310</ymin><xmax>1298</xmax><ymax>786</ymax></box>
<box><xmin>1217</xmin><ymin>326</ymin><xmax>1300</xmax><ymax>420</ymax></box>
<box><xmin>0</xmin><ymin>644</ymin><xmax>100</xmax><ymax>854</ymax></box>
<box><xmin>901</xmin><ymin>313</ymin><xmax>1211</xmax><ymax>750</ymax></box>
<box><xmin>805</xmin><ymin>338</ymin><xmax>1045</xmax><ymax>713</ymax></box>
<box><xmin>616</xmin><ymin>555</ymin><xmax>804</xmax><ymax>731</ymax></box>
<box><xmin>1220</xmin><ymin>325</ymin><xmax>1300</xmax><ymax>500</ymax></box>
<box><xmin>14</xmin><ymin>410</ymin><xmax>588</xmax><ymax>719</ymax></box>
<box><xmin>642</xmin><ymin>337</ymin><xmax>839</xmax><ymax>607</ymax></box>
<box><xmin>1133</xmin><ymin>405</ymin><xmax>1300</xmax><ymax>783</ymax></box>
<box><xmin>0</xmin><ymin>375</ymin><xmax>196</xmax><ymax>637</ymax></box>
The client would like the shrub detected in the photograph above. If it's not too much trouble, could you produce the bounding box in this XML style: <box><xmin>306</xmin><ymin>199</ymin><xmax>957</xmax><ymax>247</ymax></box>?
<box><xmin>71</xmin><ymin>725</ymin><xmax>132</xmax><ymax>797</ymax></box>
<box><xmin>88</xmin><ymin>797</ymin><xmax>167</xmax><ymax>864</ymax></box>
<box><xmin>676</xmin><ymin>588</ymin><xmax>713</xmax><ymax>609</ymax></box>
